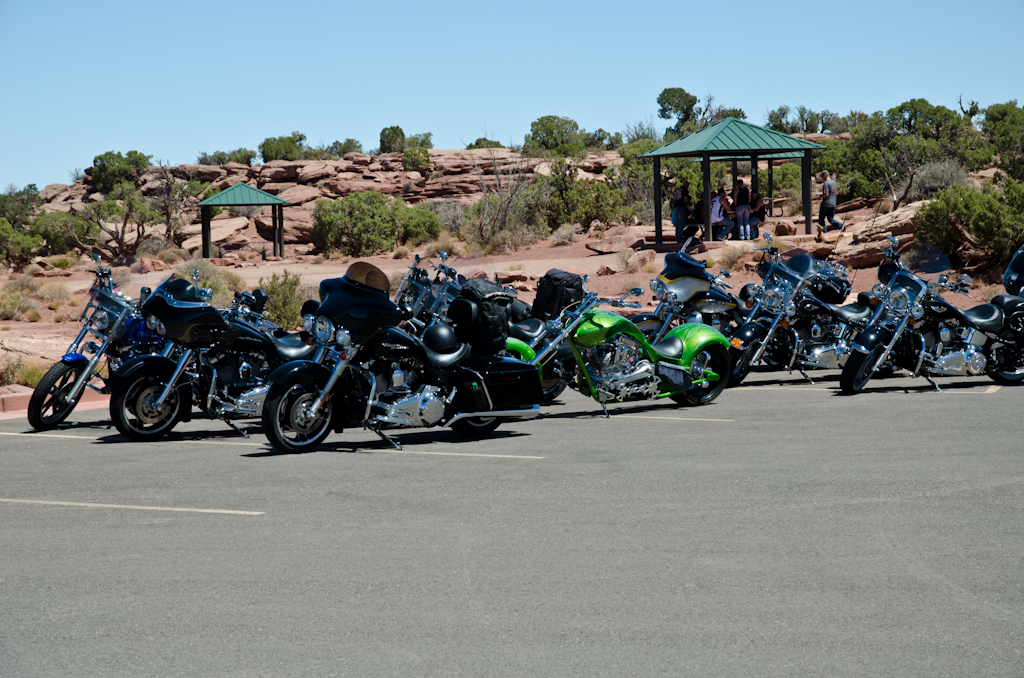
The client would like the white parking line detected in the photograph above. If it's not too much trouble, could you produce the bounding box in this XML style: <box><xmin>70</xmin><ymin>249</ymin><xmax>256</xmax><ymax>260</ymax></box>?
<box><xmin>0</xmin><ymin>432</ymin><xmax>544</xmax><ymax>459</ymax></box>
<box><xmin>0</xmin><ymin>498</ymin><xmax>263</xmax><ymax>515</ymax></box>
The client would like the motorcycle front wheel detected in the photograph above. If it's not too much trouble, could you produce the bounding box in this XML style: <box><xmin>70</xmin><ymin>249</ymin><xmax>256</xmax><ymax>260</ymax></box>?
<box><xmin>671</xmin><ymin>344</ymin><xmax>731</xmax><ymax>406</ymax></box>
<box><xmin>450</xmin><ymin>416</ymin><xmax>501</xmax><ymax>438</ymax></box>
<box><xmin>110</xmin><ymin>371</ymin><xmax>182</xmax><ymax>441</ymax></box>
<box><xmin>28</xmin><ymin>362</ymin><xmax>85</xmax><ymax>431</ymax></box>
<box><xmin>728</xmin><ymin>346</ymin><xmax>754</xmax><ymax>387</ymax></box>
<box><xmin>840</xmin><ymin>346</ymin><xmax>885</xmax><ymax>395</ymax></box>
<box><xmin>262</xmin><ymin>380</ymin><xmax>333</xmax><ymax>453</ymax></box>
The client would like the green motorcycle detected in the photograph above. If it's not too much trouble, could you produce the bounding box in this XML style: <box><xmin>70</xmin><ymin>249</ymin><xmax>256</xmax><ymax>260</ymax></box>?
<box><xmin>507</xmin><ymin>286</ymin><xmax>731</xmax><ymax>413</ymax></box>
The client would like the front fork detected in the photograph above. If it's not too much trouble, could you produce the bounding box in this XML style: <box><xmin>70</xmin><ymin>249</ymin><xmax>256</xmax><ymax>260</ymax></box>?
<box><xmin>153</xmin><ymin>348</ymin><xmax>194</xmax><ymax>411</ymax></box>
<box><xmin>62</xmin><ymin>307</ymin><xmax>131</xmax><ymax>405</ymax></box>
<box><xmin>869</xmin><ymin>316</ymin><xmax>912</xmax><ymax>373</ymax></box>
<box><xmin>751</xmin><ymin>314</ymin><xmax>784</xmax><ymax>363</ymax></box>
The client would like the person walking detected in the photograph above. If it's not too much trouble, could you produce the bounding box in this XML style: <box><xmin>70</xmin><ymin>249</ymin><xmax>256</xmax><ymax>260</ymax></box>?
<box><xmin>710</xmin><ymin>188</ymin><xmax>734</xmax><ymax>240</ymax></box>
<box><xmin>818</xmin><ymin>171</ymin><xmax>843</xmax><ymax>233</ymax></box>
<box><xmin>732</xmin><ymin>179</ymin><xmax>752</xmax><ymax>240</ymax></box>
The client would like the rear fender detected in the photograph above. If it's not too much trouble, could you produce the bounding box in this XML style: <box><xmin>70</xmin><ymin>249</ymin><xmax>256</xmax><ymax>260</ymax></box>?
<box><xmin>663</xmin><ymin>323</ymin><xmax>730</xmax><ymax>365</ymax></box>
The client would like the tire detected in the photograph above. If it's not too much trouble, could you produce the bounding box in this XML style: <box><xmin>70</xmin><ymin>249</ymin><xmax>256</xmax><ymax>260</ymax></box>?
<box><xmin>729</xmin><ymin>346</ymin><xmax>754</xmax><ymax>387</ymax></box>
<box><xmin>840</xmin><ymin>345</ymin><xmax>884</xmax><ymax>395</ymax></box>
<box><xmin>110</xmin><ymin>370</ymin><xmax>182</xmax><ymax>441</ymax></box>
<box><xmin>261</xmin><ymin>379</ymin><xmax>333</xmax><ymax>454</ymax></box>
<box><xmin>671</xmin><ymin>344</ymin><xmax>731</xmax><ymax>406</ymax></box>
<box><xmin>539</xmin><ymin>361</ymin><xmax>568</xmax><ymax>404</ymax></box>
<box><xmin>28</xmin><ymin>362</ymin><xmax>86</xmax><ymax>431</ymax></box>
<box><xmin>988</xmin><ymin>368</ymin><xmax>1024</xmax><ymax>385</ymax></box>
<box><xmin>449</xmin><ymin>416</ymin><xmax>501</xmax><ymax>438</ymax></box>
<box><xmin>634</xmin><ymin>318</ymin><xmax>666</xmax><ymax>340</ymax></box>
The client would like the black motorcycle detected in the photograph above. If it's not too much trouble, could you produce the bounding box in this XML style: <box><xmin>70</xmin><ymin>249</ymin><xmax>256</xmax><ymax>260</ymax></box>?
<box><xmin>108</xmin><ymin>273</ymin><xmax>315</xmax><ymax>440</ymax></box>
<box><xmin>840</xmin><ymin>238</ymin><xmax>1024</xmax><ymax>393</ymax></box>
<box><xmin>261</xmin><ymin>262</ymin><xmax>544</xmax><ymax>453</ymax></box>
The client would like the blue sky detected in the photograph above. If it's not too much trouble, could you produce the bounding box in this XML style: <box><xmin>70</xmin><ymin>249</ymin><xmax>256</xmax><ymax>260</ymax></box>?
<box><xmin>1</xmin><ymin>0</ymin><xmax>1021</xmax><ymax>190</ymax></box>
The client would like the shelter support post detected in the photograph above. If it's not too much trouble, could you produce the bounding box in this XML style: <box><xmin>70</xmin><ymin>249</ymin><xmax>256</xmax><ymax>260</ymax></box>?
<box><xmin>201</xmin><ymin>206</ymin><xmax>211</xmax><ymax>259</ymax></box>
<box><xmin>271</xmin><ymin>205</ymin><xmax>279</xmax><ymax>257</ymax></box>
<box><xmin>768</xmin><ymin>165</ymin><xmax>774</xmax><ymax>216</ymax></box>
<box><xmin>702</xmin><ymin>153</ymin><xmax>713</xmax><ymax>242</ymax></box>
<box><xmin>277</xmin><ymin>205</ymin><xmax>285</xmax><ymax>257</ymax></box>
<box><xmin>751</xmin><ymin>155</ymin><xmax>759</xmax><ymax>193</ymax></box>
<box><xmin>732</xmin><ymin>160</ymin><xmax>738</xmax><ymax>192</ymax></box>
<box><xmin>653</xmin><ymin>157</ymin><xmax>662</xmax><ymax>244</ymax></box>
<box><xmin>802</xmin><ymin>151</ymin><xmax>813</xmax><ymax>235</ymax></box>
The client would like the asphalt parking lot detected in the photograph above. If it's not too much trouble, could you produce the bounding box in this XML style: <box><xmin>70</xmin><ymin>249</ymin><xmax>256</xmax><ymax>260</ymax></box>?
<box><xmin>1</xmin><ymin>368</ymin><xmax>1022</xmax><ymax>677</ymax></box>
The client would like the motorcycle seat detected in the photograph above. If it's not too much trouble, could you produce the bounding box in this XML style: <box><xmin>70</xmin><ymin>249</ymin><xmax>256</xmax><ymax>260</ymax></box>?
<box><xmin>961</xmin><ymin>304</ymin><xmax>1003</xmax><ymax>333</ymax></box>
<box><xmin>508</xmin><ymin>317</ymin><xmax>546</xmax><ymax>343</ymax></box>
<box><xmin>424</xmin><ymin>341</ymin><xmax>470</xmax><ymax>369</ymax></box>
<box><xmin>990</xmin><ymin>294</ymin><xmax>1024</xmax><ymax>313</ymax></box>
<box><xmin>270</xmin><ymin>333</ymin><xmax>317</xmax><ymax>361</ymax></box>
<box><xmin>827</xmin><ymin>303</ymin><xmax>872</xmax><ymax>326</ymax></box>
<box><xmin>650</xmin><ymin>336</ymin><xmax>684</xmax><ymax>360</ymax></box>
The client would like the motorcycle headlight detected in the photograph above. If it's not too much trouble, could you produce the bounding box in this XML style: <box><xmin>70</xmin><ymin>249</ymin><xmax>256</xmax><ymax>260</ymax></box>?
<box><xmin>313</xmin><ymin>316</ymin><xmax>335</xmax><ymax>345</ymax></box>
<box><xmin>872</xmin><ymin>284</ymin><xmax>887</xmax><ymax>298</ymax></box>
<box><xmin>301</xmin><ymin>314</ymin><xmax>315</xmax><ymax>332</ymax></box>
<box><xmin>761</xmin><ymin>287</ymin><xmax>784</xmax><ymax>311</ymax></box>
<box><xmin>910</xmin><ymin>304</ymin><xmax>924</xmax><ymax>319</ymax></box>
<box><xmin>335</xmin><ymin>327</ymin><xmax>353</xmax><ymax>348</ymax></box>
<box><xmin>784</xmin><ymin>302</ymin><xmax>797</xmax><ymax>317</ymax></box>
<box><xmin>888</xmin><ymin>288</ymin><xmax>911</xmax><ymax>312</ymax></box>
<box><xmin>92</xmin><ymin>310</ymin><xmax>110</xmax><ymax>331</ymax></box>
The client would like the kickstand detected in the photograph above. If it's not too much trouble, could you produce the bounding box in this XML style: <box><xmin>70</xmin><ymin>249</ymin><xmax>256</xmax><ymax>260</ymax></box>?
<box><xmin>599</xmin><ymin>401</ymin><xmax>610</xmax><ymax>418</ymax></box>
<box><xmin>798</xmin><ymin>369</ymin><xmax>815</xmax><ymax>384</ymax></box>
<box><xmin>372</xmin><ymin>427</ymin><xmax>403</xmax><ymax>450</ymax></box>
<box><xmin>222</xmin><ymin>418</ymin><xmax>251</xmax><ymax>439</ymax></box>
<box><xmin>924</xmin><ymin>375</ymin><xmax>943</xmax><ymax>392</ymax></box>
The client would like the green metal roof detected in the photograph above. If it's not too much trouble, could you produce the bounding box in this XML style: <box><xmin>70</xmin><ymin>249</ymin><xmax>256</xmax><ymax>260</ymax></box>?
<box><xmin>638</xmin><ymin>117</ymin><xmax>826</xmax><ymax>158</ymax></box>
<box><xmin>198</xmin><ymin>182</ymin><xmax>288</xmax><ymax>206</ymax></box>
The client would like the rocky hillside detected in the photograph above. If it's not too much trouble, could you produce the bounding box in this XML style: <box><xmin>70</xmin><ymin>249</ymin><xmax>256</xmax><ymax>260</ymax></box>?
<box><xmin>35</xmin><ymin>149</ymin><xmax>624</xmax><ymax>251</ymax></box>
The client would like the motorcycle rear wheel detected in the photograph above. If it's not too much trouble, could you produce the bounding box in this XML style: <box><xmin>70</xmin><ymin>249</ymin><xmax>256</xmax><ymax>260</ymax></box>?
<box><xmin>262</xmin><ymin>380</ymin><xmax>333</xmax><ymax>454</ymax></box>
<box><xmin>110</xmin><ymin>371</ymin><xmax>182</xmax><ymax>441</ymax></box>
<box><xmin>28</xmin><ymin>362</ymin><xmax>85</xmax><ymax>431</ymax></box>
<box><xmin>450</xmin><ymin>416</ymin><xmax>501</xmax><ymax>438</ymax></box>
<box><xmin>988</xmin><ymin>368</ymin><xmax>1024</xmax><ymax>385</ymax></box>
<box><xmin>671</xmin><ymin>344</ymin><xmax>730</xmax><ymax>406</ymax></box>
<box><xmin>840</xmin><ymin>346</ymin><xmax>885</xmax><ymax>395</ymax></box>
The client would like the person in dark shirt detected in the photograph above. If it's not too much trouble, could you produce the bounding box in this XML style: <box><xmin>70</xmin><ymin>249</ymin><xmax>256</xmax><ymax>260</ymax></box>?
<box><xmin>749</xmin><ymin>190</ymin><xmax>766</xmax><ymax>239</ymax></box>
<box><xmin>818</xmin><ymin>171</ymin><xmax>843</xmax><ymax>232</ymax></box>
<box><xmin>732</xmin><ymin>179</ymin><xmax>752</xmax><ymax>239</ymax></box>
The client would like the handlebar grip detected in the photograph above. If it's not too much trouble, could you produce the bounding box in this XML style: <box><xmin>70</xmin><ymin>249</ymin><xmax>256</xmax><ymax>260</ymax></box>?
<box><xmin>720</xmin><ymin>282</ymin><xmax>734</xmax><ymax>289</ymax></box>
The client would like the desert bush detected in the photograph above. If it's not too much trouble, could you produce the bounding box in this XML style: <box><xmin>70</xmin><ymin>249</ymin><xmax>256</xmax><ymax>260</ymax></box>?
<box><xmin>780</xmin><ymin>187</ymin><xmax>803</xmax><ymax>215</ymax></box>
<box><xmin>136</xmin><ymin>238</ymin><xmax>172</xmax><ymax>256</ymax></box>
<box><xmin>17</xmin><ymin>360</ymin><xmax>47</xmax><ymax>388</ymax></box>
<box><xmin>229</xmin><ymin>205</ymin><xmax>261</xmax><ymax>218</ymax></box>
<box><xmin>0</xmin><ymin>217</ymin><xmax>42</xmax><ymax>264</ymax></box>
<box><xmin>542</xmin><ymin>159</ymin><xmax>624</xmax><ymax>231</ymax></box>
<box><xmin>0</xmin><ymin>184</ymin><xmax>42</xmax><ymax>229</ymax></box>
<box><xmin>310</xmin><ymin>192</ymin><xmax>402</xmax><ymax>257</ymax></box>
<box><xmin>392</xmin><ymin>246</ymin><xmax>410</xmax><ymax>259</ymax></box>
<box><xmin>915</xmin><ymin>180</ymin><xmax>1024</xmax><ymax>266</ymax></box>
<box><xmin>176</xmin><ymin>258</ymin><xmax>244</xmax><ymax>308</ymax></box>
<box><xmin>398</xmin><ymin>206</ymin><xmax>441</xmax><ymax>245</ymax></box>
<box><xmin>619</xmin><ymin>277</ymin><xmax>642</xmax><ymax>294</ymax></box>
<box><xmin>4</xmin><ymin>275</ymin><xmax>39</xmax><ymax>294</ymax></box>
<box><xmin>419</xmin><ymin>200</ymin><xmax>464</xmax><ymax>234</ymax></box>
<box><xmin>258</xmin><ymin>269</ymin><xmax>304</xmax><ymax>329</ymax></box>
<box><xmin>379</xmin><ymin>126</ymin><xmax>406</xmax><ymax>154</ymax></box>
<box><xmin>51</xmin><ymin>257</ymin><xmax>72</xmax><ymax>269</ymax></box>
<box><xmin>91</xmin><ymin>150</ymin><xmax>151</xmax><ymax>194</ymax></box>
<box><xmin>894</xmin><ymin>158</ymin><xmax>971</xmax><ymax>203</ymax></box>
<box><xmin>401</xmin><ymin>147</ymin><xmax>431</xmax><ymax>173</ymax></box>
<box><xmin>30</xmin><ymin>212</ymin><xmax>96</xmax><ymax>256</ymax></box>
<box><xmin>25</xmin><ymin>309</ymin><xmax>41</xmax><ymax>322</ymax></box>
<box><xmin>157</xmin><ymin>248</ymin><xmax>189</xmax><ymax>264</ymax></box>
<box><xmin>550</xmin><ymin>224</ymin><xmax>579</xmax><ymax>246</ymax></box>
<box><xmin>462</xmin><ymin>183</ymin><xmax>550</xmax><ymax>253</ymax></box>
<box><xmin>523</xmin><ymin>115</ymin><xmax>586</xmax><ymax>157</ymax></box>
<box><xmin>0</xmin><ymin>292</ymin><xmax>37</xmax><ymax>320</ymax></box>
<box><xmin>466</xmin><ymin>138</ymin><xmax>503</xmax><ymax>150</ymax></box>
<box><xmin>424</xmin><ymin>230</ymin><xmax>462</xmax><ymax>258</ymax></box>
<box><xmin>259</xmin><ymin>132</ymin><xmax>306</xmax><ymax>162</ymax></box>
<box><xmin>34</xmin><ymin>283</ymin><xmax>70</xmax><ymax>304</ymax></box>
<box><xmin>0</xmin><ymin>355</ymin><xmax>22</xmax><ymax>386</ymax></box>
<box><xmin>716</xmin><ymin>244</ymin><xmax>752</xmax><ymax>271</ymax></box>
<box><xmin>196</xmin><ymin>148</ymin><xmax>258</xmax><ymax>166</ymax></box>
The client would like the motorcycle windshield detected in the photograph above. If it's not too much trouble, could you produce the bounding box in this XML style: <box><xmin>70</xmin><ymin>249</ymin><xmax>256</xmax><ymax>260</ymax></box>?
<box><xmin>882</xmin><ymin>242</ymin><xmax>951</xmax><ymax>308</ymax></box>
<box><xmin>151</xmin><ymin>275</ymin><xmax>204</xmax><ymax>304</ymax></box>
<box><xmin>318</xmin><ymin>262</ymin><xmax>403</xmax><ymax>338</ymax></box>
<box><xmin>659</xmin><ymin>251</ymin><xmax>712</xmax><ymax>284</ymax></box>
<box><xmin>1004</xmin><ymin>245</ymin><xmax>1024</xmax><ymax>296</ymax></box>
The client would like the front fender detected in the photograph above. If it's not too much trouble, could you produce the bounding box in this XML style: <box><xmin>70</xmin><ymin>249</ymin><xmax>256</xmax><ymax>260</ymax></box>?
<box><xmin>852</xmin><ymin>326</ymin><xmax>893</xmax><ymax>353</ymax></box>
<box><xmin>61</xmin><ymin>352</ymin><xmax>88</xmax><ymax>366</ymax></box>
<box><xmin>267</xmin><ymin>360</ymin><xmax>332</xmax><ymax>387</ymax></box>
<box><xmin>728</xmin><ymin>320</ymin><xmax>768</xmax><ymax>350</ymax></box>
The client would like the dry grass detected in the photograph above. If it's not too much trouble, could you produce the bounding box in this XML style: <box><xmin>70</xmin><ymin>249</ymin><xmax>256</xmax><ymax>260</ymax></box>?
<box><xmin>507</xmin><ymin>262</ymin><xmax>523</xmax><ymax>271</ymax></box>
<box><xmin>392</xmin><ymin>246</ymin><xmax>410</xmax><ymax>260</ymax></box>
<box><xmin>157</xmin><ymin>248</ymin><xmax>189</xmax><ymax>265</ymax></box>
<box><xmin>26</xmin><ymin>310</ymin><xmax>41</xmax><ymax>322</ymax></box>
<box><xmin>424</xmin><ymin>230</ymin><xmax>462</xmax><ymax>258</ymax></box>
<box><xmin>387</xmin><ymin>269</ymin><xmax>407</xmax><ymax>294</ymax></box>
<box><xmin>550</xmin><ymin>224</ymin><xmax>578</xmax><ymax>247</ymax></box>
<box><xmin>35</xmin><ymin>283</ymin><xmax>70</xmax><ymax>304</ymax></box>
<box><xmin>618</xmin><ymin>277</ymin><xmax>642</xmax><ymax>295</ymax></box>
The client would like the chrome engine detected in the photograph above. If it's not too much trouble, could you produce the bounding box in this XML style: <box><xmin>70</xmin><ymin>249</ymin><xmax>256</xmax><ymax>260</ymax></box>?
<box><xmin>206</xmin><ymin>351</ymin><xmax>274</xmax><ymax>418</ymax></box>
<box><xmin>583</xmin><ymin>335</ymin><xmax>660</xmax><ymax>402</ymax></box>
<box><xmin>375</xmin><ymin>385</ymin><xmax>452</xmax><ymax>427</ymax></box>
<box><xmin>929</xmin><ymin>345</ymin><xmax>988</xmax><ymax>376</ymax></box>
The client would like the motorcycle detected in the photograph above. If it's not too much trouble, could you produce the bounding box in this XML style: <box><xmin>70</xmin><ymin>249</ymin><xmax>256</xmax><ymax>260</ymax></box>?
<box><xmin>841</xmin><ymin>237</ymin><xmax>1024</xmax><ymax>393</ymax></box>
<box><xmin>108</xmin><ymin>271</ymin><xmax>315</xmax><ymax>440</ymax></box>
<box><xmin>513</xmin><ymin>285</ymin><xmax>732</xmax><ymax>412</ymax></box>
<box><xmin>261</xmin><ymin>261</ymin><xmax>544</xmax><ymax>453</ymax></box>
<box><xmin>28</xmin><ymin>254</ymin><xmax>168</xmax><ymax>431</ymax></box>
<box><xmin>726</xmin><ymin>234</ymin><xmax>855</xmax><ymax>386</ymax></box>
<box><xmin>631</xmin><ymin>251</ymin><xmax>750</xmax><ymax>341</ymax></box>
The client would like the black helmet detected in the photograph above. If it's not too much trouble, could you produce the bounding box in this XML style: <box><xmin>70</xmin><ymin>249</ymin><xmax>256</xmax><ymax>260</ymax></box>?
<box><xmin>423</xmin><ymin>323</ymin><xmax>460</xmax><ymax>353</ymax></box>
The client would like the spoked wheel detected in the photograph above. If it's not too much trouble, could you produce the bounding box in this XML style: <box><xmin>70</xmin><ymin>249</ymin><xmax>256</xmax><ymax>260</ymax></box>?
<box><xmin>988</xmin><ymin>367</ymin><xmax>1024</xmax><ymax>385</ymax></box>
<box><xmin>110</xmin><ymin>371</ymin><xmax>182</xmax><ymax>441</ymax></box>
<box><xmin>28</xmin><ymin>362</ymin><xmax>86</xmax><ymax>431</ymax></box>
<box><xmin>729</xmin><ymin>346</ymin><xmax>754</xmax><ymax>387</ymax></box>
<box><xmin>671</xmin><ymin>344</ymin><xmax>730</xmax><ymax>406</ymax></box>
<box><xmin>450</xmin><ymin>416</ymin><xmax>501</xmax><ymax>438</ymax></box>
<box><xmin>539</xmin><ymin>361</ymin><xmax>569</xmax><ymax>404</ymax></box>
<box><xmin>840</xmin><ymin>346</ymin><xmax>885</xmax><ymax>395</ymax></box>
<box><xmin>262</xmin><ymin>380</ymin><xmax>333</xmax><ymax>453</ymax></box>
<box><xmin>634</xmin><ymin>318</ymin><xmax>666</xmax><ymax>341</ymax></box>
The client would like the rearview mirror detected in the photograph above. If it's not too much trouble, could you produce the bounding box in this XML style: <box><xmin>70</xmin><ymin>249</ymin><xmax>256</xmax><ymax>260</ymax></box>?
<box><xmin>436</xmin><ymin>250</ymin><xmax>448</xmax><ymax>262</ymax></box>
<box><xmin>629</xmin><ymin>288</ymin><xmax>643</xmax><ymax>297</ymax></box>
<box><xmin>887</xmin><ymin>235</ymin><xmax>898</xmax><ymax>248</ymax></box>
<box><xmin>763</xmin><ymin>233</ymin><xmax>773</xmax><ymax>246</ymax></box>
<box><xmin>958</xmin><ymin>273</ymin><xmax>973</xmax><ymax>286</ymax></box>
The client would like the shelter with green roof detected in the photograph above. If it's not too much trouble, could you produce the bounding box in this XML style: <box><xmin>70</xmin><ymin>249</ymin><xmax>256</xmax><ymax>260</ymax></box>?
<box><xmin>197</xmin><ymin>183</ymin><xmax>290</xmax><ymax>258</ymax></box>
<box><xmin>638</xmin><ymin>117</ymin><xmax>826</xmax><ymax>244</ymax></box>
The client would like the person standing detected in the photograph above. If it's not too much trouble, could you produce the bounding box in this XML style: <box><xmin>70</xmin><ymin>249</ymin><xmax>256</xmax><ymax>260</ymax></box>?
<box><xmin>748</xmin><ymin>189</ymin><xmax>766</xmax><ymax>239</ymax></box>
<box><xmin>732</xmin><ymin>179</ymin><xmax>752</xmax><ymax>240</ymax></box>
<box><xmin>710</xmin><ymin>188</ymin><xmax>734</xmax><ymax>240</ymax></box>
<box><xmin>818</xmin><ymin>171</ymin><xmax>843</xmax><ymax>232</ymax></box>
<box><xmin>672</xmin><ymin>182</ymin><xmax>693</xmax><ymax>243</ymax></box>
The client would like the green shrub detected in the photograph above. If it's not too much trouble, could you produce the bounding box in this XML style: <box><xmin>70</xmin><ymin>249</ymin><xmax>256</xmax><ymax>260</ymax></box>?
<box><xmin>379</xmin><ymin>126</ymin><xmax>406</xmax><ymax>154</ymax></box>
<box><xmin>542</xmin><ymin>159</ymin><xmax>625</xmax><ymax>231</ymax></box>
<box><xmin>259</xmin><ymin>132</ymin><xmax>306</xmax><ymax>162</ymax></box>
<box><xmin>401</xmin><ymin>147</ymin><xmax>431</xmax><ymax>172</ymax></box>
<box><xmin>31</xmin><ymin>212</ymin><xmax>96</xmax><ymax>255</ymax></box>
<box><xmin>258</xmin><ymin>269</ymin><xmax>304</xmax><ymax>329</ymax></box>
<box><xmin>0</xmin><ymin>217</ymin><xmax>42</xmax><ymax>264</ymax></box>
<box><xmin>196</xmin><ymin>148</ymin><xmax>258</xmax><ymax>166</ymax></box>
<box><xmin>325</xmin><ymin>139</ymin><xmax>363</xmax><ymax>156</ymax></box>
<box><xmin>895</xmin><ymin>159</ymin><xmax>971</xmax><ymax>203</ymax></box>
<box><xmin>466</xmin><ymin>138</ymin><xmax>503</xmax><ymax>150</ymax></box>
<box><xmin>462</xmin><ymin>183</ymin><xmax>551</xmax><ymax>254</ymax></box>
<box><xmin>201</xmin><ymin>186</ymin><xmax>223</xmax><ymax>218</ymax></box>
<box><xmin>399</xmin><ymin>208</ymin><xmax>441</xmax><ymax>245</ymax></box>
<box><xmin>25</xmin><ymin>309</ymin><xmax>41</xmax><ymax>322</ymax></box>
<box><xmin>311</xmin><ymin>192</ymin><xmax>402</xmax><ymax>257</ymax></box>
<box><xmin>0</xmin><ymin>291</ymin><xmax>37</xmax><ymax>321</ymax></box>
<box><xmin>419</xmin><ymin>200</ymin><xmax>464</xmax><ymax>234</ymax></box>
<box><xmin>91</xmin><ymin>150</ymin><xmax>151</xmax><ymax>193</ymax></box>
<box><xmin>176</xmin><ymin>258</ymin><xmax>245</xmax><ymax>308</ymax></box>
<box><xmin>51</xmin><ymin>257</ymin><xmax>72</xmax><ymax>269</ymax></box>
<box><xmin>982</xmin><ymin>100</ymin><xmax>1024</xmax><ymax>180</ymax></box>
<box><xmin>915</xmin><ymin>181</ymin><xmax>1024</xmax><ymax>266</ymax></box>
<box><xmin>0</xmin><ymin>184</ymin><xmax>41</xmax><ymax>228</ymax></box>
<box><xmin>523</xmin><ymin>115</ymin><xmax>585</xmax><ymax>157</ymax></box>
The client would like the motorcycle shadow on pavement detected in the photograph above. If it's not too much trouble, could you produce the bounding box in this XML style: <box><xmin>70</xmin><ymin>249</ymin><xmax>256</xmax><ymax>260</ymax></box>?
<box><xmin>243</xmin><ymin>428</ymin><xmax>530</xmax><ymax>457</ymax></box>
<box><xmin>537</xmin><ymin>399</ymin><xmax>729</xmax><ymax>420</ymax></box>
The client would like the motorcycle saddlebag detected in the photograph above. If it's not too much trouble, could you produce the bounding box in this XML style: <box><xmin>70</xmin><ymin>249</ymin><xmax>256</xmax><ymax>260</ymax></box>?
<box><xmin>454</xmin><ymin>279</ymin><xmax>513</xmax><ymax>356</ymax></box>
<box><xmin>463</xmin><ymin>357</ymin><xmax>543</xmax><ymax>410</ymax></box>
<box><xmin>531</xmin><ymin>269</ymin><xmax>584</xmax><ymax>321</ymax></box>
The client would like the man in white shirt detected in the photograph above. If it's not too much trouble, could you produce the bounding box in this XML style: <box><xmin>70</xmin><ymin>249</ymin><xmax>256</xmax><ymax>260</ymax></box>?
<box><xmin>710</xmin><ymin>188</ymin><xmax>734</xmax><ymax>240</ymax></box>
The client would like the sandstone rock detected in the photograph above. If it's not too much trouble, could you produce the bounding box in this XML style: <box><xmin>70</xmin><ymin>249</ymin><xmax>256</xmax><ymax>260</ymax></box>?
<box><xmin>276</xmin><ymin>185</ymin><xmax>327</xmax><ymax>205</ymax></box>
<box><xmin>296</xmin><ymin>161</ymin><xmax>337</xmax><ymax>183</ymax></box>
<box><xmin>628</xmin><ymin>249</ymin><xmax>657</xmax><ymax>268</ymax></box>
<box><xmin>597</xmin><ymin>264</ymin><xmax>617</xmax><ymax>276</ymax></box>
<box><xmin>495</xmin><ymin>271</ymin><xmax>528</xmax><ymax>283</ymax></box>
<box><xmin>87</xmin><ymin>192</ymin><xmax>106</xmax><ymax>203</ymax></box>
<box><xmin>138</xmin><ymin>257</ymin><xmax>169</xmax><ymax>272</ymax></box>
<box><xmin>254</xmin><ymin>205</ymin><xmax>315</xmax><ymax>244</ymax></box>
<box><xmin>38</xmin><ymin>184</ymin><xmax>70</xmax><ymax>202</ymax></box>
<box><xmin>586</xmin><ymin>234</ymin><xmax>639</xmax><ymax>255</ymax></box>
<box><xmin>511</xmin><ymin>282</ymin><xmax>531</xmax><ymax>292</ymax></box>
<box><xmin>210</xmin><ymin>174</ymin><xmax>249</xmax><ymax>191</ymax></box>
<box><xmin>260</xmin><ymin>182</ymin><xmax>296</xmax><ymax>195</ymax></box>
<box><xmin>775</xmin><ymin>221</ymin><xmax>797</xmax><ymax>236</ymax></box>
<box><xmin>194</xmin><ymin>164</ymin><xmax>227</xmax><ymax>182</ymax></box>
<box><xmin>344</xmin><ymin>153</ymin><xmax>371</xmax><ymax>166</ymax></box>
<box><xmin>834</xmin><ymin>233</ymin><xmax>914</xmax><ymax>268</ymax></box>
<box><xmin>180</xmin><ymin>217</ymin><xmax>250</xmax><ymax>251</ymax></box>
<box><xmin>41</xmin><ymin>203</ymin><xmax>72</xmax><ymax>214</ymax></box>
<box><xmin>260</xmin><ymin>161</ymin><xmax>299</xmax><ymax>182</ymax></box>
